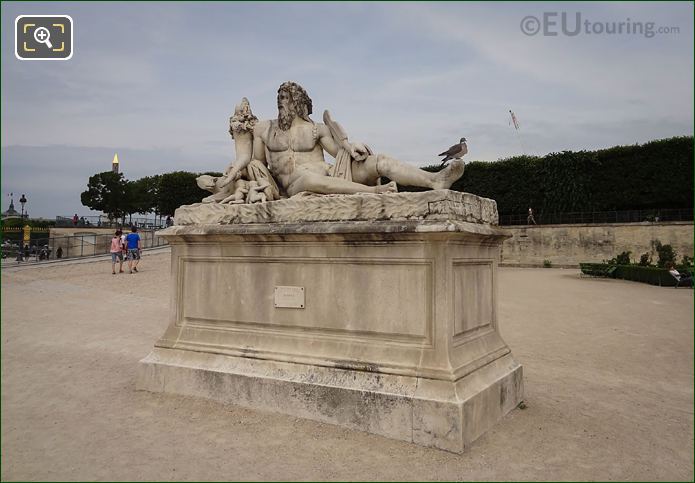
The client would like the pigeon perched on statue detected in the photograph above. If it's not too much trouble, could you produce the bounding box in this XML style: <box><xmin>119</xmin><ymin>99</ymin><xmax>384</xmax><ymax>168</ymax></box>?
<box><xmin>438</xmin><ymin>137</ymin><xmax>468</xmax><ymax>167</ymax></box>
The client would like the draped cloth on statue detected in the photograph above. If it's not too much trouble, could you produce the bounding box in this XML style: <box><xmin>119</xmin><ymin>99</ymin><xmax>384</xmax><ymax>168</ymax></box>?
<box><xmin>323</xmin><ymin>110</ymin><xmax>374</xmax><ymax>182</ymax></box>
<box><xmin>246</xmin><ymin>159</ymin><xmax>281</xmax><ymax>200</ymax></box>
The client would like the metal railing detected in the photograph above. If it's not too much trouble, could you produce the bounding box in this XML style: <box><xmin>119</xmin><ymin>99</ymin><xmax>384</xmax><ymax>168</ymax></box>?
<box><xmin>55</xmin><ymin>215</ymin><xmax>169</xmax><ymax>229</ymax></box>
<box><xmin>1</xmin><ymin>230</ymin><xmax>168</xmax><ymax>263</ymax></box>
<box><xmin>499</xmin><ymin>208</ymin><xmax>693</xmax><ymax>226</ymax></box>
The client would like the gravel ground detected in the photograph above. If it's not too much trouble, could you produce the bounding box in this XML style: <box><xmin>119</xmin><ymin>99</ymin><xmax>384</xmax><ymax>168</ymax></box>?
<box><xmin>2</xmin><ymin>250</ymin><xmax>693</xmax><ymax>481</ymax></box>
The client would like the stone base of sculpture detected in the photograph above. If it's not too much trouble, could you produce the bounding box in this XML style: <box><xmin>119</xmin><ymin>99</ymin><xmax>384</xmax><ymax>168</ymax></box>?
<box><xmin>136</xmin><ymin>190</ymin><xmax>524</xmax><ymax>453</ymax></box>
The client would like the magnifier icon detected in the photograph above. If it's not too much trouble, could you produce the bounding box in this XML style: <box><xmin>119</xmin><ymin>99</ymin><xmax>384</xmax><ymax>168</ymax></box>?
<box><xmin>33</xmin><ymin>27</ymin><xmax>53</xmax><ymax>49</ymax></box>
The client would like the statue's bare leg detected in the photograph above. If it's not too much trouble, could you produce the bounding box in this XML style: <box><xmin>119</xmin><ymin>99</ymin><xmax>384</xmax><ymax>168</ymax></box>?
<box><xmin>286</xmin><ymin>172</ymin><xmax>397</xmax><ymax>197</ymax></box>
<box><xmin>353</xmin><ymin>155</ymin><xmax>464</xmax><ymax>190</ymax></box>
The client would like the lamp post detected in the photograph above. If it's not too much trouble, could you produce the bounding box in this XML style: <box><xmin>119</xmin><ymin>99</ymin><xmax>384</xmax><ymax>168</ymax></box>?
<box><xmin>19</xmin><ymin>194</ymin><xmax>27</xmax><ymax>219</ymax></box>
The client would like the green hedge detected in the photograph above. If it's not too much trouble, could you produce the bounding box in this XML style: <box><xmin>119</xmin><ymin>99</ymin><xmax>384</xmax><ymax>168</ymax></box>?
<box><xmin>579</xmin><ymin>263</ymin><xmax>616</xmax><ymax>277</ymax></box>
<box><xmin>580</xmin><ymin>263</ymin><xmax>693</xmax><ymax>286</ymax></box>
<box><xmin>612</xmin><ymin>265</ymin><xmax>685</xmax><ymax>286</ymax></box>
<box><xmin>417</xmin><ymin>136</ymin><xmax>693</xmax><ymax>216</ymax></box>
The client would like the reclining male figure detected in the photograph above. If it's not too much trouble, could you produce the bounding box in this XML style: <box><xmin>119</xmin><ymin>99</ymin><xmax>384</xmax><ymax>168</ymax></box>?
<box><xmin>219</xmin><ymin>81</ymin><xmax>464</xmax><ymax>198</ymax></box>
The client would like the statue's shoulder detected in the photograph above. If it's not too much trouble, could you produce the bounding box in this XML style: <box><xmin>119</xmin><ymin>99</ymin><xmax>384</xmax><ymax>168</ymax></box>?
<box><xmin>253</xmin><ymin>119</ymin><xmax>273</xmax><ymax>138</ymax></box>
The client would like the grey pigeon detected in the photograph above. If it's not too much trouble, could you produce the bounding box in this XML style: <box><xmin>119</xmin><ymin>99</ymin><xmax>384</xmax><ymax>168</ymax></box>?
<box><xmin>438</xmin><ymin>137</ymin><xmax>468</xmax><ymax>166</ymax></box>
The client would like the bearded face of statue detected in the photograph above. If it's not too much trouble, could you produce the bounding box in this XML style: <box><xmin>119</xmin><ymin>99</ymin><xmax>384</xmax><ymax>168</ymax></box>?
<box><xmin>277</xmin><ymin>89</ymin><xmax>295</xmax><ymax>131</ymax></box>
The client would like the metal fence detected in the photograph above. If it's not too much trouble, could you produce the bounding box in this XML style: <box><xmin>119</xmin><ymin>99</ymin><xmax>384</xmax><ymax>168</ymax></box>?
<box><xmin>55</xmin><ymin>215</ymin><xmax>168</xmax><ymax>229</ymax></box>
<box><xmin>499</xmin><ymin>208</ymin><xmax>694</xmax><ymax>226</ymax></box>
<box><xmin>2</xmin><ymin>230</ymin><xmax>168</xmax><ymax>263</ymax></box>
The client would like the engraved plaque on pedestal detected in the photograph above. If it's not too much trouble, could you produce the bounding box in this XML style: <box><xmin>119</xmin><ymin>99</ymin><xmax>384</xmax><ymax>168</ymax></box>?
<box><xmin>274</xmin><ymin>286</ymin><xmax>305</xmax><ymax>309</ymax></box>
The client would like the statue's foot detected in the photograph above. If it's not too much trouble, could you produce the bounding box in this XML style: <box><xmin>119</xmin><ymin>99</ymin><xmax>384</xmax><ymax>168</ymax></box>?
<box><xmin>375</xmin><ymin>181</ymin><xmax>398</xmax><ymax>194</ymax></box>
<box><xmin>432</xmin><ymin>159</ymin><xmax>465</xmax><ymax>190</ymax></box>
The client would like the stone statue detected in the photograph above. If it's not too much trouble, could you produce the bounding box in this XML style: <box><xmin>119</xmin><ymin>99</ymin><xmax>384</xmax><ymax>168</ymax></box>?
<box><xmin>197</xmin><ymin>174</ymin><xmax>247</xmax><ymax>204</ymax></box>
<box><xmin>222</xmin><ymin>179</ymin><xmax>250</xmax><ymax>204</ymax></box>
<box><xmin>196</xmin><ymin>174</ymin><xmax>227</xmax><ymax>203</ymax></box>
<box><xmin>216</xmin><ymin>81</ymin><xmax>465</xmax><ymax>200</ymax></box>
<box><xmin>245</xmin><ymin>179</ymin><xmax>271</xmax><ymax>204</ymax></box>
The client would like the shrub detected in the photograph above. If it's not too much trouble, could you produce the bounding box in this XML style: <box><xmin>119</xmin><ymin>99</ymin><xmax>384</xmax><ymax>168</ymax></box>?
<box><xmin>615</xmin><ymin>251</ymin><xmax>631</xmax><ymax>265</ymax></box>
<box><xmin>418</xmin><ymin>136</ymin><xmax>693</xmax><ymax>216</ymax></box>
<box><xmin>613</xmin><ymin>265</ymin><xmax>680</xmax><ymax>287</ymax></box>
<box><xmin>580</xmin><ymin>263</ymin><xmax>615</xmax><ymax>277</ymax></box>
<box><xmin>543</xmin><ymin>259</ymin><xmax>552</xmax><ymax>268</ymax></box>
<box><xmin>639</xmin><ymin>252</ymin><xmax>652</xmax><ymax>266</ymax></box>
<box><xmin>655</xmin><ymin>241</ymin><xmax>677</xmax><ymax>268</ymax></box>
<box><xmin>681</xmin><ymin>255</ymin><xmax>694</xmax><ymax>267</ymax></box>
<box><xmin>580</xmin><ymin>262</ymin><xmax>689</xmax><ymax>286</ymax></box>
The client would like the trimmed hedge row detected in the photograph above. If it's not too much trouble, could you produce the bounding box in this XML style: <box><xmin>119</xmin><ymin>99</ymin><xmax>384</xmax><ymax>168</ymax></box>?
<box><xmin>579</xmin><ymin>263</ymin><xmax>616</xmax><ymax>277</ymax></box>
<box><xmin>613</xmin><ymin>265</ymin><xmax>679</xmax><ymax>287</ymax></box>
<box><xmin>580</xmin><ymin>263</ymin><xmax>694</xmax><ymax>287</ymax></box>
<box><xmin>418</xmin><ymin>136</ymin><xmax>693</xmax><ymax>216</ymax></box>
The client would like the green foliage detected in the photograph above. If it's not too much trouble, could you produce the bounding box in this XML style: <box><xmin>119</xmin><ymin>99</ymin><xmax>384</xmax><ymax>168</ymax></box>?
<box><xmin>155</xmin><ymin>171</ymin><xmax>210</xmax><ymax>217</ymax></box>
<box><xmin>0</xmin><ymin>218</ymin><xmax>24</xmax><ymax>229</ymax></box>
<box><xmin>543</xmin><ymin>259</ymin><xmax>552</xmax><ymax>268</ymax></box>
<box><xmin>81</xmin><ymin>170</ymin><xmax>224</xmax><ymax>219</ymax></box>
<box><xmin>80</xmin><ymin>171</ymin><xmax>129</xmax><ymax>219</ymax></box>
<box><xmin>654</xmin><ymin>241</ymin><xmax>677</xmax><ymax>268</ymax></box>
<box><xmin>615</xmin><ymin>251</ymin><xmax>631</xmax><ymax>265</ymax></box>
<box><xmin>613</xmin><ymin>265</ymin><xmax>683</xmax><ymax>287</ymax></box>
<box><xmin>579</xmin><ymin>263</ymin><xmax>617</xmax><ymax>277</ymax></box>
<box><xmin>416</xmin><ymin>136</ymin><xmax>693</xmax><ymax>215</ymax></box>
<box><xmin>639</xmin><ymin>252</ymin><xmax>652</xmax><ymax>266</ymax></box>
<box><xmin>127</xmin><ymin>175</ymin><xmax>161</xmax><ymax>216</ymax></box>
<box><xmin>581</xmin><ymin>262</ymin><xmax>686</xmax><ymax>286</ymax></box>
<box><xmin>681</xmin><ymin>255</ymin><xmax>694</xmax><ymax>267</ymax></box>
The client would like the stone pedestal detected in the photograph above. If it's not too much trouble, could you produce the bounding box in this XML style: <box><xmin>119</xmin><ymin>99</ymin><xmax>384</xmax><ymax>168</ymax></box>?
<box><xmin>136</xmin><ymin>190</ymin><xmax>523</xmax><ymax>453</ymax></box>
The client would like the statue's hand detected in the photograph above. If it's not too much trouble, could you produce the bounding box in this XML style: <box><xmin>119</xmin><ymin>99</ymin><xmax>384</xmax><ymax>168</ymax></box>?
<box><xmin>217</xmin><ymin>176</ymin><xmax>232</xmax><ymax>189</ymax></box>
<box><xmin>348</xmin><ymin>142</ymin><xmax>372</xmax><ymax>161</ymax></box>
<box><xmin>217</xmin><ymin>168</ymin><xmax>241</xmax><ymax>189</ymax></box>
<box><xmin>223</xmin><ymin>163</ymin><xmax>235</xmax><ymax>176</ymax></box>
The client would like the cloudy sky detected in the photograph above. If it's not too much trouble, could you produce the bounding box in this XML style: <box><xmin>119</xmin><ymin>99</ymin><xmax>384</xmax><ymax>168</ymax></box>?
<box><xmin>1</xmin><ymin>1</ymin><xmax>693</xmax><ymax>218</ymax></box>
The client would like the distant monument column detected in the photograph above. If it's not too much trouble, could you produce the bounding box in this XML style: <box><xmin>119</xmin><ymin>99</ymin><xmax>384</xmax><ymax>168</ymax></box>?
<box><xmin>112</xmin><ymin>153</ymin><xmax>119</xmax><ymax>174</ymax></box>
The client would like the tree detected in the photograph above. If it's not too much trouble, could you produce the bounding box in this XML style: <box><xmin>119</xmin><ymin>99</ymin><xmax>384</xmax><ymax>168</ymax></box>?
<box><xmin>127</xmin><ymin>175</ymin><xmax>161</xmax><ymax>217</ymax></box>
<box><xmin>155</xmin><ymin>171</ymin><xmax>210</xmax><ymax>217</ymax></box>
<box><xmin>80</xmin><ymin>171</ymin><xmax>129</xmax><ymax>220</ymax></box>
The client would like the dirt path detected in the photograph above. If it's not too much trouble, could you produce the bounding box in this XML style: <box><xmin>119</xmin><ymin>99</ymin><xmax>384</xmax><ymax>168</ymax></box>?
<box><xmin>2</xmin><ymin>253</ymin><xmax>693</xmax><ymax>481</ymax></box>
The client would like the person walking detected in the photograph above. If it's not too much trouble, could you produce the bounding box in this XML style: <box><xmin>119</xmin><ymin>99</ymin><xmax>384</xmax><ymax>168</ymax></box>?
<box><xmin>527</xmin><ymin>207</ymin><xmax>537</xmax><ymax>225</ymax></box>
<box><xmin>110</xmin><ymin>230</ymin><xmax>125</xmax><ymax>275</ymax></box>
<box><xmin>125</xmin><ymin>226</ymin><xmax>142</xmax><ymax>273</ymax></box>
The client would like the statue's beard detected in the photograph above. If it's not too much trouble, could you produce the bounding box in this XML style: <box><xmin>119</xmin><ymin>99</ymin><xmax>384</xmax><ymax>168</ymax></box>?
<box><xmin>278</xmin><ymin>107</ymin><xmax>295</xmax><ymax>131</ymax></box>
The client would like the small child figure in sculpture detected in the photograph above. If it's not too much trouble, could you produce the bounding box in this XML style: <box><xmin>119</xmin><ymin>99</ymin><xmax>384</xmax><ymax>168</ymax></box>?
<box><xmin>220</xmin><ymin>179</ymin><xmax>250</xmax><ymax>204</ymax></box>
<box><xmin>245</xmin><ymin>179</ymin><xmax>271</xmax><ymax>204</ymax></box>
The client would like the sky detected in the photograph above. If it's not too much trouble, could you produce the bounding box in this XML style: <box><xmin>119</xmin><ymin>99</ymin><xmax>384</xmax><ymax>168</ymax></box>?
<box><xmin>1</xmin><ymin>1</ymin><xmax>693</xmax><ymax>218</ymax></box>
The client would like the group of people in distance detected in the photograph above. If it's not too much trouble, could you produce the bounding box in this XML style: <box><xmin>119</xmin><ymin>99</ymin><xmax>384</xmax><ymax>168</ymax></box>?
<box><xmin>110</xmin><ymin>226</ymin><xmax>142</xmax><ymax>275</ymax></box>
